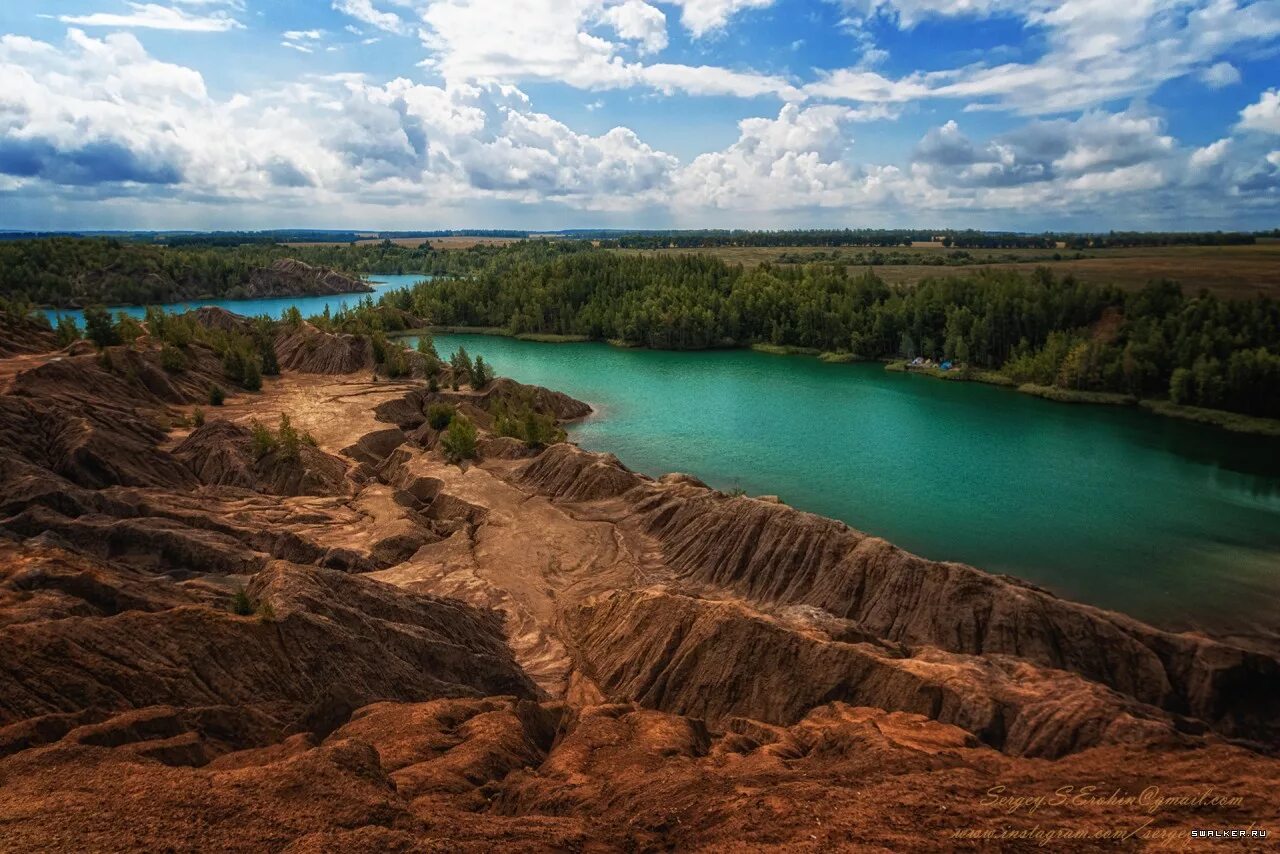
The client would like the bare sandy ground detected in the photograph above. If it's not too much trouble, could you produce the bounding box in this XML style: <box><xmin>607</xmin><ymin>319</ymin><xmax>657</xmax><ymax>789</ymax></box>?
<box><xmin>187</xmin><ymin>373</ymin><xmax>640</xmax><ymax>693</ymax></box>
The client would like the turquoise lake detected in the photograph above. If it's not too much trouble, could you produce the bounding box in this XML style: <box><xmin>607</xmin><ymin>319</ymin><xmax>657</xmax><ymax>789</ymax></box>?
<box><xmin>425</xmin><ymin>332</ymin><xmax>1280</xmax><ymax>636</ymax></box>
<box><xmin>40</xmin><ymin>274</ymin><xmax>430</xmax><ymax>326</ymax></box>
<box><xmin>38</xmin><ymin>279</ymin><xmax>1280</xmax><ymax>635</ymax></box>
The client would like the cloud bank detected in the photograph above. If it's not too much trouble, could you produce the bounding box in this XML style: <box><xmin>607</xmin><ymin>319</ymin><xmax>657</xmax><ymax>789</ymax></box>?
<box><xmin>3</xmin><ymin>0</ymin><xmax>1279</xmax><ymax>228</ymax></box>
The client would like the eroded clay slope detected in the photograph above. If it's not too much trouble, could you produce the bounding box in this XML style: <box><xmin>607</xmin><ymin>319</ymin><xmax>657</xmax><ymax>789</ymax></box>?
<box><xmin>1</xmin><ymin>309</ymin><xmax>1278</xmax><ymax>851</ymax></box>
<box><xmin>563</xmin><ymin>588</ymin><xmax>1191</xmax><ymax>759</ymax></box>
<box><xmin>516</xmin><ymin>443</ymin><xmax>1280</xmax><ymax>745</ymax></box>
<box><xmin>1</xmin><ymin>695</ymin><xmax>1276</xmax><ymax>852</ymax></box>
<box><xmin>0</xmin><ymin>538</ymin><xmax>535</xmax><ymax>755</ymax></box>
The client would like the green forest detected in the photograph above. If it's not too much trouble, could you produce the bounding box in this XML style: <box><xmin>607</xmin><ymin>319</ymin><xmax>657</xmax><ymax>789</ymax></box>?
<box><xmin>383</xmin><ymin>250</ymin><xmax>1280</xmax><ymax>418</ymax></box>
<box><xmin>2</xmin><ymin>238</ymin><xmax>1277</xmax><ymax>419</ymax></box>
<box><xmin>0</xmin><ymin>238</ymin><xmax>576</xmax><ymax>306</ymax></box>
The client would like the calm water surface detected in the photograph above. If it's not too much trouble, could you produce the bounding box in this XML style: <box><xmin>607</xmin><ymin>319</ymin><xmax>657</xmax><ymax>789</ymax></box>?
<box><xmin>41</xmin><ymin>274</ymin><xmax>429</xmax><ymax>326</ymax></box>
<box><xmin>35</xmin><ymin>281</ymin><xmax>1280</xmax><ymax>634</ymax></box>
<box><xmin>427</xmin><ymin>333</ymin><xmax>1280</xmax><ymax>636</ymax></box>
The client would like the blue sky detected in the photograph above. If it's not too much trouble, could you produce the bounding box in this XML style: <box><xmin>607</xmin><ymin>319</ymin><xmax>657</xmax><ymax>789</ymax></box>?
<box><xmin>1</xmin><ymin>0</ymin><xmax>1278</xmax><ymax>231</ymax></box>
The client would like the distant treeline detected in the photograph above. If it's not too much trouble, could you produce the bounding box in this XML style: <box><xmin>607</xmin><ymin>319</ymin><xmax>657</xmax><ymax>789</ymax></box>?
<box><xmin>382</xmin><ymin>250</ymin><xmax>1280</xmax><ymax>418</ymax></box>
<box><xmin>3</xmin><ymin>227</ymin><xmax>1265</xmax><ymax>249</ymax></box>
<box><xmin>3</xmin><ymin>235</ymin><xmax>1278</xmax><ymax>418</ymax></box>
<box><xmin>0</xmin><ymin>229</ymin><xmax>535</xmax><ymax>247</ymax></box>
<box><xmin>0</xmin><ymin>231</ymin><xmax>351</xmax><ymax>246</ymax></box>
<box><xmin>592</xmin><ymin>229</ymin><xmax>1259</xmax><ymax>250</ymax></box>
<box><xmin>0</xmin><ymin>237</ymin><xmax>580</xmax><ymax>306</ymax></box>
<box><xmin>0</xmin><ymin>238</ymin><xmax>288</xmax><ymax>306</ymax></box>
<box><xmin>160</xmin><ymin>229</ymin><xmax>534</xmax><ymax>247</ymax></box>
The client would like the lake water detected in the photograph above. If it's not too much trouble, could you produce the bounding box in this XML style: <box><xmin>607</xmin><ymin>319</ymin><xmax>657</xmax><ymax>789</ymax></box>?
<box><xmin>427</xmin><ymin>333</ymin><xmax>1280</xmax><ymax>636</ymax></box>
<box><xmin>41</xmin><ymin>274</ymin><xmax>429</xmax><ymax>327</ymax></box>
<box><xmin>33</xmin><ymin>280</ymin><xmax>1280</xmax><ymax>635</ymax></box>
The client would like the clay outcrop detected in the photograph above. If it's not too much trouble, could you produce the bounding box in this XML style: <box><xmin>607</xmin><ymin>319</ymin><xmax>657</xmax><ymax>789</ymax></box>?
<box><xmin>244</xmin><ymin>259</ymin><xmax>374</xmax><ymax>298</ymax></box>
<box><xmin>0</xmin><ymin>308</ymin><xmax>1277</xmax><ymax>850</ymax></box>
<box><xmin>174</xmin><ymin>420</ymin><xmax>351</xmax><ymax>496</ymax></box>
<box><xmin>513</xmin><ymin>443</ymin><xmax>1280</xmax><ymax>746</ymax></box>
<box><xmin>0</xmin><ymin>310</ymin><xmax>56</xmax><ymax>356</ymax></box>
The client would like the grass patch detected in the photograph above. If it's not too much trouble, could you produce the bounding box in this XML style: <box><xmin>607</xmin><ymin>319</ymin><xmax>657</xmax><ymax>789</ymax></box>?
<box><xmin>818</xmin><ymin>351</ymin><xmax>862</xmax><ymax>363</ymax></box>
<box><xmin>1016</xmin><ymin>384</ymin><xmax>1137</xmax><ymax>405</ymax></box>
<box><xmin>751</xmin><ymin>343</ymin><xmax>822</xmax><ymax>356</ymax></box>
<box><xmin>1140</xmin><ymin>400</ymin><xmax>1280</xmax><ymax>437</ymax></box>
<box><xmin>890</xmin><ymin>361</ymin><xmax>1278</xmax><ymax>435</ymax></box>
<box><xmin>514</xmin><ymin>332</ymin><xmax>591</xmax><ymax>343</ymax></box>
<box><xmin>949</xmin><ymin>368</ymin><xmax>1015</xmax><ymax>387</ymax></box>
<box><xmin>425</xmin><ymin>325</ymin><xmax>507</xmax><ymax>336</ymax></box>
<box><xmin>393</xmin><ymin>325</ymin><xmax>590</xmax><ymax>344</ymax></box>
<box><xmin>230</xmin><ymin>587</ymin><xmax>253</xmax><ymax>616</ymax></box>
<box><xmin>390</xmin><ymin>326</ymin><xmax>435</xmax><ymax>338</ymax></box>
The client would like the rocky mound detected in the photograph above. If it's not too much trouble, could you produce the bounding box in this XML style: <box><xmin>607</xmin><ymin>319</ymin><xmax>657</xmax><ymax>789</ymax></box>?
<box><xmin>519</xmin><ymin>443</ymin><xmax>642</xmax><ymax>501</ymax></box>
<box><xmin>174</xmin><ymin>420</ymin><xmax>351</xmax><ymax>496</ymax></box>
<box><xmin>9</xmin><ymin>340</ymin><xmax>225</xmax><ymax>410</ymax></box>
<box><xmin>564</xmin><ymin>588</ymin><xmax>1189</xmax><ymax>759</ymax></box>
<box><xmin>0</xmin><ymin>340</ymin><xmax>236</xmax><ymax>495</ymax></box>
<box><xmin>475</xmin><ymin>378</ymin><xmax>594</xmax><ymax>421</ymax></box>
<box><xmin>182</xmin><ymin>305</ymin><xmax>255</xmax><ymax>335</ymax></box>
<box><xmin>0</xmin><ymin>309</ymin><xmax>56</xmax><ymax>357</ymax></box>
<box><xmin>183</xmin><ymin>304</ymin><xmax>437</xmax><ymax>378</ymax></box>
<box><xmin>0</xmin><ymin>394</ymin><xmax>196</xmax><ymax>492</ymax></box>
<box><xmin>274</xmin><ymin>322</ymin><xmax>374</xmax><ymax>374</ymax></box>
<box><xmin>0</xmin><ymin>536</ymin><xmax>215</xmax><ymax>629</ymax></box>
<box><xmin>515</xmin><ymin>445</ymin><xmax>1280</xmax><ymax>746</ymax></box>
<box><xmin>638</xmin><ymin>489</ymin><xmax>1280</xmax><ymax>743</ymax></box>
<box><xmin>244</xmin><ymin>259</ymin><xmax>373</xmax><ymax>298</ymax></box>
<box><xmin>183</xmin><ymin>307</ymin><xmax>377</xmax><ymax>375</ymax></box>
<box><xmin>0</xmin><ymin>541</ymin><xmax>535</xmax><ymax>746</ymax></box>
<box><xmin>1</xmin><ymin>694</ymin><xmax>1275</xmax><ymax>852</ymax></box>
<box><xmin>370</xmin><ymin>382</ymin><xmax>593</xmax><ymax>434</ymax></box>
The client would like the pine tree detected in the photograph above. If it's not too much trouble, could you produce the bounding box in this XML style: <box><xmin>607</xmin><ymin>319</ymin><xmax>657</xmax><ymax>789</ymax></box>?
<box><xmin>83</xmin><ymin>305</ymin><xmax>120</xmax><ymax>349</ymax></box>
<box><xmin>450</xmin><ymin>347</ymin><xmax>474</xmax><ymax>384</ymax></box>
<box><xmin>441</xmin><ymin>414</ymin><xmax>477</xmax><ymax>463</ymax></box>
<box><xmin>470</xmin><ymin>356</ymin><xmax>492</xmax><ymax>389</ymax></box>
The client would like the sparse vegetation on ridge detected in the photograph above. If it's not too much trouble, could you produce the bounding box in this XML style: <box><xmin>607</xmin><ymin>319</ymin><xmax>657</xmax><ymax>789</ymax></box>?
<box><xmin>441</xmin><ymin>414</ymin><xmax>478</xmax><ymax>463</ymax></box>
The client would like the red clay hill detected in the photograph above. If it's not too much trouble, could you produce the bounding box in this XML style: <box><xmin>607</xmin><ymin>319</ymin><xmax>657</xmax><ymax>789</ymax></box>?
<box><xmin>0</xmin><ymin>308</ymin><xmax>1276</xmax><ymax>851</ymax></box>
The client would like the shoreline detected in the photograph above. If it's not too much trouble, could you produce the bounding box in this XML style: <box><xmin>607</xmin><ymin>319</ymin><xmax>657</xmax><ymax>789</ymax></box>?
<box><xmin>35</xmin><ymin>284</ymin><xmax>378</xmax><ymax>313</ymax></box>
<box><xmin>395</xmin><ymin>325</ymin><xmax>591</xmax><ymax>344</ymax></box>
<box><xmin>1</xmin><ymin>322</ymin><xmax>1277</xmax><ymax>847</ymax></box>
<box><xmin>884</xmin><ymin>359</ymin><xmax>1280</xmax><ymax>436</ymax></box>
<box><xmin>401</xmin><ymin>325</ymin><xmax>1280</xmax><ymax>438</ymax></box>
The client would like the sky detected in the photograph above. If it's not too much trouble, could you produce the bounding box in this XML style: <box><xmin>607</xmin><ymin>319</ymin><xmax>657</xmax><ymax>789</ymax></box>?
<box><xmin>1</xmin><ymin>0</ymin><xmax>1278</xmax><ymax>231</ymax></box>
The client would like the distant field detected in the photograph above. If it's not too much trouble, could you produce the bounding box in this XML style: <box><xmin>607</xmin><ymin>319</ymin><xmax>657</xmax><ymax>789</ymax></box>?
<box><xmin>281</xmin><ymin>236</ymin><xmax>527</xmax><ymax>249</ymax></box>
<box><xmin>357</xmin><ymin>236</ymin><xmax>527</xmax><ymax>248</ymax></box>
<box><xmin>621</xmin><ymin>243</ymin><xmax>1280</xmax><ymax>300</ymax></box>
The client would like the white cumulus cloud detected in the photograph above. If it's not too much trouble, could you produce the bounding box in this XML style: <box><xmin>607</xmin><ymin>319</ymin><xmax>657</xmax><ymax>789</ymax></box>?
<box><xmin>669</xmin><ymin>0</ymin><xmax>776</xmax><ymax>36</ymax></box>
<box><xmin>1239</xmin><ymin>88</ymin><xmax>1280</xmax><ymax>134</ymax></box>
<box><xmin>1200</xmin><ymin>61</ymin><xmax>1242</xmax><ymax>88</ymax></box>
<box><xmin>418</xmin><ymin>0</ymin><xmax>796</xmax><ymax>98</ymax></box>
<box><xmin>57</xmin><ymin>2</ymin><xmax>243</xmax><ymax>32</ymax></box>
<box><xmin>1</xmin><ymin>25</ymin><xmax>1277</xmax><ymax>228</ymax></box>
<box><xmin>820</xmin><ymin>0</ymin><xmax>1280</xmax><ymax>115</ymax></box>
<box><xmin>601</xmin><ymin>0</ymin><xmax>669</xmax><ymax>53</ymax></box>
<box><xmin>332</xmin><ymin>0</ymin><xmax>404</xmax><ymax>34</ymax></box>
